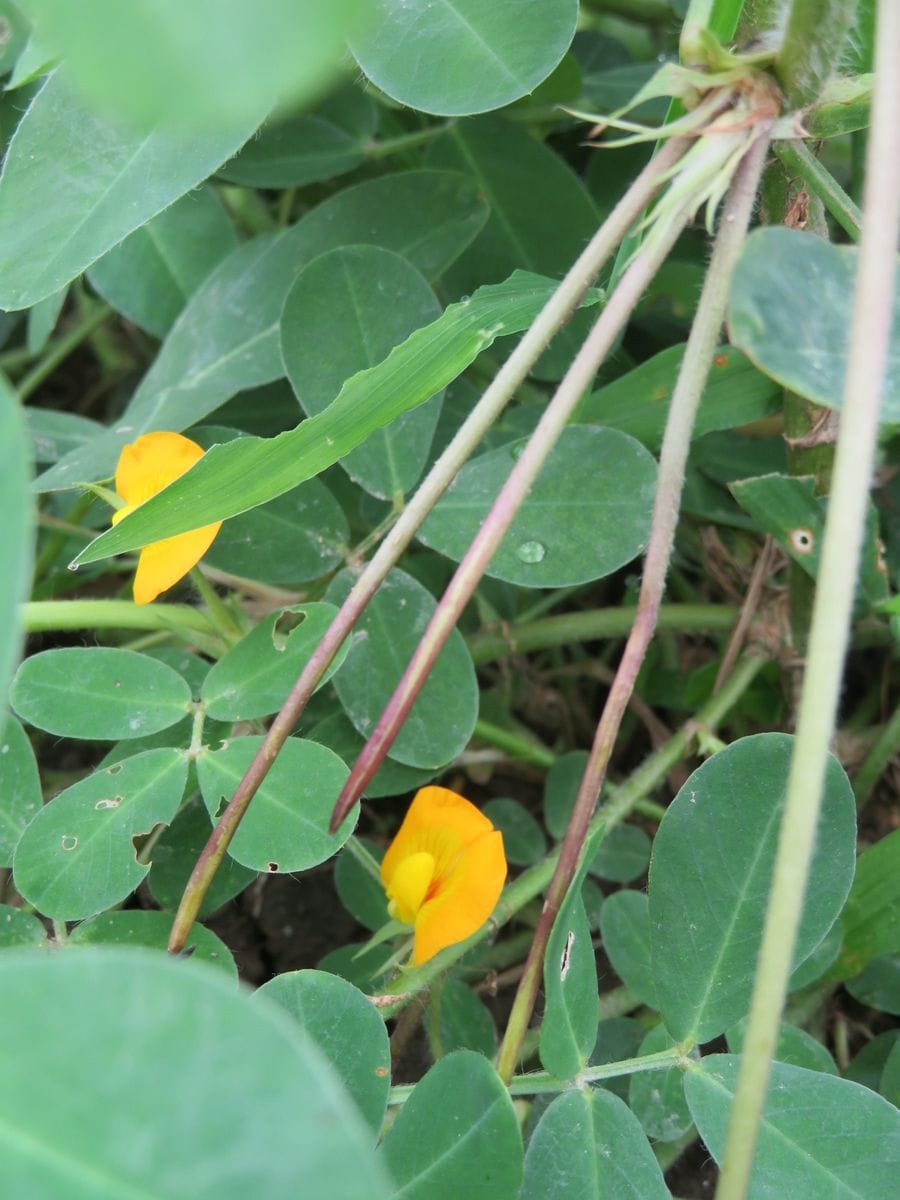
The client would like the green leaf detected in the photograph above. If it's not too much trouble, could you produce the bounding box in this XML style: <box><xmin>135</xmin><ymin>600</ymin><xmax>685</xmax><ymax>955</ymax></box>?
<box><xmin>87</xmin><ymin>185</ymin><xmax>237</xmax><ymax>337</ymax></box>
<box><xmin>196</xmin><ymin>735</ymin><xmax>355</xmax><ymax>874</ymax></box>
<box><xmin>350</xmin><ymin>0</ymin><xmax>577</xmax><ymax>116</ymax></box>
<box><xmin>429</xmin><ymin>977</ymin><xmax>497</xmax><ymax>1059</ymax></box>
<box><xmin>539</xmin><ymin>825</ymin><xmax>603</xmax><ymax>1079</ymax></box>
<box><xmin>256</xmin><ymin>969</ymin><xmax>390</xmax><ymax>1135</ymax></box>
<box><xmin>378</xmin><ymin>1050</ymin><xmax>523</xmax><ymax>1200</ymax></box>
<box><xmin>326</xmin><ymin>568</ymin><xmax>478</xmax><ymax>770</ymax></box>
<box><xmin>203</xmin><ymin>476</ymin><xmax>349</xmax><ymax>585</ymax></box>
<box><xmin>219</xmin><ymin>84</ymin><xmax>376</xmax><ymax>188</ymax></box>
<box><xmin>628</xmin><ymin>1024</ymin><xmax>694</xmax><ymax>1141</ymax></box>
<box><xmin>17</xmin><ymin>0</ymin><xmax>364</xmax><ymax>131</ymax></box>
<box><xmin>69</xmin><ymin>909</ymin><xmax>236</xmax><ymax>976</ymax></box>
<box><xmin>543</xmin><ymin>750</ymin><xmax>589</xmax><ymax>840</ymax></box>
<box><xmin>0</xmin><ymin>904</ymin><xmax>47</xmax><ymax>949</ymax></box>
<box><xmin>0</xmin><ymin>947</ymin><xmax>390</xmax><ymax>1197</ymax></box>
<box><xmin>599</xmin><ymin>890</ymin><xmax>657</xmax><ymax>1008</ymax></box>
<box><xmin>590</xmin><ymin>822</ymin><xmax>650</xmax><ymax>883</ymax></box>
<box><xmin>25</xmin><ymin>407</ymin><xmax>104</xmax><ymax>465</ymax></box>
<box><xmin>845</xmin><ymin>953</ymin><xmax>900</xmax><ymax>1016</ymax></box>
<box><xmin>26</xmin><ymin>284</ymin><xmax>66</xmax><ymax>353</ymax></box>
<box><xmin>685</xmin><ymin>1055</ymin><xmax>900</xmax><ymax>1196</ymax></box>
<box><xmin>427</xmin><ymin>116</ymin><xmax>599</xmax><ymax>379</ymax></box>
<box><xmin>10</xmin><ymin>647</ymin><xmax>192</xmax><ymax>740</ymax></box>
<box><xmin>882</xmin><ymin>1039</ymin><xmax>900</xmax><ymax>1108</ymax></box>
<box><xmin>200</xmin><ymin>603</ymin><xmax>349</xmax><ymax>722</ymax></box>
<box><xmin>307</xmin><ymin>711</ymin><xmax>435</xmax><ymax>800</ymax></box>
<box><xmin>72</xmin><ymin>271</ymin><xmax>588</xmax><ymax>558</ymax></box>
<box><xmin>282</xmin><ymin>245</ymin><xmax>443</xmax><ymax>499</ymax></box>
<box><xmin>728</xmin><ymin>227</ymin><xmax>900</xmax><ymax>423</ymax></box>
<box><xmin>317</xmin><ymin>940</ymin><xmax>397</xmax><ymax>994</ymax></box>
<box><xmin>482</xmin><ymin>799</ymin><xmax>546</xmax><ymax>867</ymax></box>
<box><xmin>147</xmin><ymin>795</ymin><xmax>258</xmax><ymax>917</ymax></box>
<box><xmin>419</xmin><ymin>426</ymin><xmax>656</xmax><ymax>587</ymax></box>
<box><xmin>845</xmin><ymin>1030</ymin><xmax>900</xmax><ymax>1092</ymax></box>
<box><xmin>334</xmin><ymin>838</ymin><xmax>388</xmax><ymax>932</ymax></box>
<box><xmin>0</xmin><ymin>376</ymin><xmax>33</xmax><ymax>693</ymax></box>
<box><xmin>13</xmin><ymin>748</ymin><xmax>189</xmax><ymax>920</ymax></box>
<box><xmin>835</xmin><ymin>827</ymin><xmax>900</xmax><ymax>977</ymax></box>
<box><xmin>576</xmin><ymin>344</ymin><xmax>780</xmax><ymax>452</ymax></box>
<box><xmin>521</xmin><ymin>1088</ymin><xmax>670</xmax><ymax>1200</ymax></box>
<box><xmin>0</xmin><ymin>70</ymin><xmax>269</xmax><ymax>310</ymax></box>
<box><xmin>726</xmin><ymin>1018</ymin><xmax>838</xmax><ymax>1075</ymax></box>
<box><xmin>649</xmin><ymin>733</ymin><xmax>856</xmax><ymax>1043</ymax></box>
<box><xmin>789</xmin><ymin>920</ymin><xmax>843</xmax><ymax>991</ymax></box>
<box><xmin>0</xmin><ymin>716</ymin><xmax>42</xmax><ymax>868</ymax></box>
<box><xmin>36</xmin><ymin>169</ymin><xmax>489</xmax><ymax>493</ymax></box>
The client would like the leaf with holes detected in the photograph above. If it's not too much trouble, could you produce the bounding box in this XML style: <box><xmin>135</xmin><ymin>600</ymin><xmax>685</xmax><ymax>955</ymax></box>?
<box><xmin>257</xmin><ymin>969</ymin><xmax>390</xmax><ymax>1135</ymax></box>
<box><xmin>13</xmin><ymin>748</ymin><xmax>189</xmax><ymax>920</ymax></box>
<box><xmin>200</xmin><ymin>604</ymin><xmax>349</xmax><ymax>721</ymax></box>
<box><xmin>10</xmin><ymin>647</ymin><xmax>192</xmax><ymax>740</ymax></box>
<box><xmin>196</xmin><ymin>736</ymin><xmax>354</xmax><ymax>874</ymax></box>
<box><xmin>0</xmin><ymin>716</ymin><xmax>42</xmax><ymax>868</ymax></box>
<box><xmin>378</xmin><ymin>1050</ymin><xmax>523</xmax><ymax>1200</ymax></box>
<box><xmin>649</xmin><ymin>734</ymin><xmax>856</xmax><ymax>1043</ymax></box>
<box><xmin>539</xmin><ymin>824</ymin><xmax>604</xmax><ymax>1079</ymax></box>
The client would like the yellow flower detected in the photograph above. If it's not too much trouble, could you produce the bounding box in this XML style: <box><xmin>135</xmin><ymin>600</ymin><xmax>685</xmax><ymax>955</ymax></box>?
<box><xmin>113</xmin><ymin>431</ymin><xmax>222</xmax><ymax>606</ymax></box>
<box><xmin>381</xmin><ymin>786</ymin><xmax>507</xmax><ymax>965</ymax></box>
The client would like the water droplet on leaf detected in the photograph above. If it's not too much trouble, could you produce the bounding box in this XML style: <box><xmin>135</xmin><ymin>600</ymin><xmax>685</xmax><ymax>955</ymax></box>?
<box><xmin>516</xmin><ymin>540</ymin><xmax>546</xmax><ymax>564</ymax></box>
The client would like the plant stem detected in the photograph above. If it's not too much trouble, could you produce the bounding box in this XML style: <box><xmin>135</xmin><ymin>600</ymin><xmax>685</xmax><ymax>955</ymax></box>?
<box><xmin>377</xmin><ymin>654</ymin><xmax>766</xmax><ymax>1017</ymax></box>
<box><xmin>467</xmin><ymin>603</ymin><xmax>739</xmax><ymax>664</ymax></box>
<box><xmin>714</xmin><ymin>5</ymin><xmax>900</xmax><ymax>1194</ymax></box>
<box><xmin>23</xmin><ymin>599</ymin><xmax>218</xmax><ymax>637</ymax></box>
<box><xmin>329</xmin><ymin>196</ymin><xmax>696</xmax><ymax>832</ymax></box>
<box><xmin>472</xmin><ymin>719</ymin><xmax>556</xmax><ymax>768</ymax></box>
<box><xmin>496</xmin><ymin>127</ymin><xmax>773</xmax><ymax>1085</ymax></box>
<box><xmin>16</xmin><ymin>303</ymin><xmax>113</xmax><ymax>402</ymax></box>
<box><xmin>363</xmin><ymin>122</ymin><xmax>455</xmax><ymax>159</ymax></box>
<box><xmin>773</xmin><ymin>139</ymin><xmax>862</xmax><ymax>241</ymax></box>
<box><xmin>852</xmin><ymin>703</ymin><xmax>900</xmax><ymax>808</ymax></box>
<box><xmin>165</xmin><ymin>137</ymin><xmax>690</xmax><ymax>954</ymax></box>
<box><xmin>188</xmin><ymin>567</ymin><xmax>244</xmax><ymax>642</ymax></box>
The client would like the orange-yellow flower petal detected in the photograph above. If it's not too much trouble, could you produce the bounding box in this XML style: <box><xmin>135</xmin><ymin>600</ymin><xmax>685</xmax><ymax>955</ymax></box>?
<box><xmin>112</xmin><ymin>431</ymin><xmax>221</xmax><ymax>605</ymax></box>
<box><xmin>380</xmin><ymin>786</ymin><xmax>507</xmax><ymax>965</ymax></box>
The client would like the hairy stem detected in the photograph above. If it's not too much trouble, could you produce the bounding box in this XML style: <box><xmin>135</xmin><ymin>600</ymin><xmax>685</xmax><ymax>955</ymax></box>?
<box><xmin>496</xmin><ymin>127</ymin><xmax>773</xmax><ymax>1085</ymax></box>
<box><xmin>773</xmin><ymin>139</ymin><xmax>862</xmax><ymax>241</ymax></box>
<box><xmin>715</xmin><ymin>4</ymin><xmax>900</xmax><ymax>1194</ymax></box>
<box><xmin>329</xmin><ymin>204</ymin><xmax>695</xmax><ymax>834</ymax></box>
<box><xmin>165</xmin><ymin>139</ymin><xmax>689</xmax><ymax>954</ymax></box>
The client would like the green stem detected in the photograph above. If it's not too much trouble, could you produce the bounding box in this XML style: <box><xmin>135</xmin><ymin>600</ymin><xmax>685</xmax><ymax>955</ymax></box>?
<box><xmin>386</xmin><ymin>1042</ymin><xmax>686</xmax><ymax>1106</ymax></box>
<box><xmin>852</xmin><ymin>703</ymin><xmax>900</xmax><ymax>808</ymax></box>
<box><xmin>165</xmin><ymin>136</ymin><xmax>691</xmax><ymax>955</ymax></box>
<box><xmin>331</xmin><ymin>189</ymin><xmax>697</xmax><ymax>828</ymax></box>
<box><xmin>467</xmin><ymin>604</ymin><xmax>739</xmax><ymax>664</ymax></box>
<box><xmin>715</xmin><ymin>5</ymin><xmax>900</xmax><ymax>1193</ymax></box>
<box><xmin>189</xmin><ymin>567</ymin><xmax>244</xmax><ymax>642</ymax></box>
<box><xmin>473</xmin><ymin>719</ymin><xmax>555</xmax><ymax>768</ymax></box>
<box><xmin>376</xmin><ymin>654</ymin><xmax>766</xmax><ymax>1018</ymax></box>
<box><xmin>495</xmin><ymin>127</ymin><xmax>772</xmax><ymax>1085</ymax></box>
<box><xmin>363</xmin><ymin>122</ymin><xmax>455</xmax><ymax>160</ymax></box>
<box><xmin>773</xmin><ymin>140</ymin><xmax>862</xmax><ymax>241</ymax></box>
<box><xmin>345</xmin><ymin>835</ymin><xmax>385</xmax><ymax>886</ymax></box>
<box><xmin>16</xmin><ymin>303</ymin><xmax>113</xmax><ymax>402</ymax></box>
<box><xmin>23</xmin><ymin>599</ymin><xmax>218</xmax><ymax>637</ymax></box>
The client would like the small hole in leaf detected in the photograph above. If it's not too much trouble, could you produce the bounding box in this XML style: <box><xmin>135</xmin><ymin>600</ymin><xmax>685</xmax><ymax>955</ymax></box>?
<box><xmin>267</xmin><ymin>861</ymin><xmax>279</xmax><ymax>873</ymax></box>
<box><xmin>272</xmin><ymin>608</ymin><xmax>307</xmax><ymax>652</ymax></box>
<box><xmin>106</xmin><ymin>763</ymin><xmax>123</xmax><ymax>776</ymax></box>
<box><xmin>789</xmin><ymin>527</ymin><xmax>815</xmax><ymax>554</ymax></box>
<box><xmin>114</xmin><ymin>680</ymin><xmax>121</xmax><ymax>688</ymax></box>
<box><xmin>95</xmin><ymin>797</ymin><xmax>121</xmax><ymax>810</ymax></box>
<box><xmin>60</xmin><ymin>834</ymin><xmax>78</xmax><ymax>851</ymax></box>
